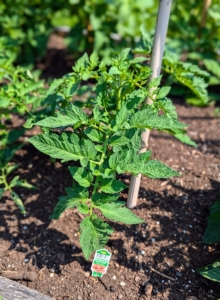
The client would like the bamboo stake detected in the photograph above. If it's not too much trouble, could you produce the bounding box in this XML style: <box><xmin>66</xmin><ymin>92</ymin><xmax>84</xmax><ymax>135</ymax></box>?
<box><xmin>127</xmin><ymin>0</ymin><xmax>173</xmax><ymax>209</ymax></box>
<box><xmin>200</xmin><ymin>0</ymin><xmax>212</xmax><ymax>28</ymax></box>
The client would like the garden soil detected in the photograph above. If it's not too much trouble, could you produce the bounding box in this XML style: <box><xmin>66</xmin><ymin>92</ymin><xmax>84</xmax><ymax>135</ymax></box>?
<box><xmin>1</xmin><ymin>34</ymin><xmax>220</xmax><ymax>300</ymax></box>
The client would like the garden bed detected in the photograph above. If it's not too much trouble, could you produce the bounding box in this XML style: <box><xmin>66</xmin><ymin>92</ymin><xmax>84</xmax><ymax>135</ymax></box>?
<box><xmin>0</xmin><ymin>101</ymin><xmax>220</xmax><ymax>299</ymax></box>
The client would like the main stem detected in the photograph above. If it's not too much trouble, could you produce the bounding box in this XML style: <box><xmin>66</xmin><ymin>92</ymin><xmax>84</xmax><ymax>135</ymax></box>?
<box><xmin>90</xmin><ymin>129</ymin><xmax>110</xmax><ymax>215</ymax></box>
<box><xmin>127</xmin><ymin>0</ymin><xmax>173</xmax><ymax>209</ymax></box>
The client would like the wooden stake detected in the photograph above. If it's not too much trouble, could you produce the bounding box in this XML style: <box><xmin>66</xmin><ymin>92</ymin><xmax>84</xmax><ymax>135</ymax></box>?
<box><xmin>200</xmin><ymin>0</ymin><xmax>212</xmax><ymax>28</ymax></box>
<box><xmin>127</xmin><ymin>0</ymin><xmax>173</xmax><ymax>208</ymax></box>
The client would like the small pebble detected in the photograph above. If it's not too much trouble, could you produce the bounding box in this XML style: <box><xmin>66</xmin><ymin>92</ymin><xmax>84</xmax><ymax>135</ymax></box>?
<box><xmin>24</xmin><ymin>259</ymin><xmax>29</xmax><ymax>263</ymax></box>
<box><xmin>50</xmin><ymin>273</ymin><xmax>54</xmax><ymax>277</ymax></box>
<box><xmin>176</xmin><ymin>271</ymin><xmax>182</xmax><ymax>277</ymax></box>
<box><xmin>151</xmin><ymin>238</ymin><xmax>156</xmax><ymax>242</ymax></box>
<box><xmin>118</xmin><ymin>295</ymin><xmax>123</xmax><ymax>299</ymax></box>
<box><xmin>112</xmin><ymin>275</ymin><xmax>116</xmax><ymax>280</ymax></box>
<box><xmin>84</xmin><ymin>272</ymin><xmax>90</xmax><ymax>277</ymax></box>
<box><xmin>120</xmin><ymin>281</ymin><xmax>125</xmax><ymax>286</ymax></box>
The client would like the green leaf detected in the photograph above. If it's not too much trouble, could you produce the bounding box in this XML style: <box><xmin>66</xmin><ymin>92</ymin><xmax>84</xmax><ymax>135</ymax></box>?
<box><xmin>140</xmin><ymin>160</ymin><xmax>179</xmax><ymax>178</ymax></box>
<box><xmin>157</xmin><ymin>86</ymin><xmax>171</xmax><ymax>99</ymax></box>
<box><xmin>155</xmin><ymin>99</ymin><xmax>177</xmax><ymax>119</ymax></box>
<box><xmin>51</xmin><ymin>187</ymin><xmax>88</xmax><ymax>219</ymax></box>
<box><xmin>71</xmin><ymin>105</ymin><xmax>88</xmax><ymax>123</ymax></box>
<box><xmin>130</xmin><ymin>106</ymin><xmax>187</xmax><ymax>130</ymax></box>
<box><xmin>77</xmin><ymin>203</ymin><xmax>90</xmax><ymax>214</ymax></box>
<box><xmin>170</xmin><ymin>129</ymin><xmax>197</xmax><ymax>147</ymax></box>
<box><xmin>110</xmin><ymin>135</ymin><xmax>130</xmax><ymax>147</ymax></box>
<box><xmin>109</xmin><ymin>66</ymin><xmax>121</xmax><ymax>75</ymax></box>
<box><xmin>80</xmin><ymin>216</ymin><xmax>113</xmax><ymax>260</ymax></box>
<box><xmin>92</xmin><ymin>193</ymin><xmax>119</xmax><ymax>205</ymax></box>
<box><xmin>0</xmin><ymin>188</ymin><xmax>5</xmax><ymax>198</ymax></box>
<box><xmin>9</xmin><ymin>176</ymin><xmax>35</xmax><ymax>189</ymax></box>
<box><xmin>84</xmin><ymin>127</ymin><xmax>104</xmax><ymax>142</ymax></box>
<box><xmin>35</xmin><ymin>113</ymin><xmax>79</xmax><ymax>128</ymax></box>
<box><xmin>100</xmin><ymin>178</ymin><xmax>127</xmax><ymax>194</ymax></box>
<box><xmin>116</xmin><ymin>105</ymin><xmax>129</xmax><ymax>126</ymax></box>
<box><xmin>0</xmin><ymin>97</ymin><xmax>10</xmax><ymax>108</ymax></box>
<box><xmin>11</xmin><ymin>192</ymin><xmax>25</xmax><ymax>214</ymax></box>
<box><xmin>197</xmin><ymin>259</ymin><xmax>220</xmax><ymax>282</ymax></box>
<box><xmin>96</xmin><ymin>202</ymin><xmax>144</xmax><ymax>224</ymax></box>
<box><xmin>148</xmin><ymin>75</ymin><xmax>162</xmax><ymax>88</ymax></box>
<box><xmin>69</xmin><ymin>166</ymin><xmax>93</xmax><ymax>187</ymax></box>
<box><xmin>203</xmin><ymin>210</ymin><xmax>220</xmax><ymax>244</ymax></box>
<box><xmin>29</xmin><ymin>132</ymin><xmax>97</xmax><ymax>164</ymax></box>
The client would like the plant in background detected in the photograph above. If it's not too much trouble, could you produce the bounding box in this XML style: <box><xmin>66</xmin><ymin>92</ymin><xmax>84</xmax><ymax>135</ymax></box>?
<box><xmin>0</xmin><ymin>46</ymin><xmax>45</xmax><ymax>212</ymax></box>
<box><xmin>197</xmin><ymin>197</ymin><xmax>220</xmax><ymax>282</ymax></box>
<box><xmin>28</xmin><ymin>49</ymin><xmax>191</xmax><ymax>259</ymax></box>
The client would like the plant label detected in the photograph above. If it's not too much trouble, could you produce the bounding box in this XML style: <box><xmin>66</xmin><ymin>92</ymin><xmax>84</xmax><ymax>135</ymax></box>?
<box><xmin>91</xmin><ymin>249</ymin><xmax>111</xmax><ymax>277</ymax></box>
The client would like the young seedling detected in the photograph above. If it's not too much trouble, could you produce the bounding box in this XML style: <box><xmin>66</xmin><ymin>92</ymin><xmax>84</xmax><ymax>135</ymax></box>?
<box><xmin>29</xmin><ymin>49</ymin><xmax>187</xmax><ymax>259</ymax></box>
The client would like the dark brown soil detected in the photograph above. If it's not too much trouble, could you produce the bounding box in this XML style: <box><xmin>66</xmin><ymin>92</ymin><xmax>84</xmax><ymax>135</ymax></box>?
<box><xmin>0</xmin><ymin>101</ymin><xmax>220</xmax><ymax>300</ymax></box>
<box><xmin>1</xmin><ymin>33</ymin><xmax>220</xmax><ymax>299</ymax></box>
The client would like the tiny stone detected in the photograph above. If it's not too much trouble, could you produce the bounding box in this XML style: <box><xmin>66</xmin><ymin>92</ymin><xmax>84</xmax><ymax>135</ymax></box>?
<box><xmin>176</xmin><ymin>271</ymin><xmax>182</xmax><ymax>277</ymax></box>
<box><xmin>140</xmin><ymin>250</ymin><xmax>145</xmax><ymax>255</ymax></box>
<box><xmin>50</xmin><ymin>273</ymin><xmax>54</xmax><ymax>277</ymax></box>
<box><xmin>185</xmin><ymin>262</ymin><xmax>190</xmax><ymax>267</ymax></box>
<box><xmin>120</xmin><ymin>281</ymin><xmax>125</xmax><ymax>286</ymax></box>
<box><xmin>78</xmin><ymin>296</ymin><xmax>82</xmax><ymax>300</ymax></box>
<box><xmin>84</xmin><ymin>272</ymin><xmax>90</xmax><ymax>277</ymax></box>
<box><xmin>112</xmin><ymin>275</ymin><xmax>116</xmax><ymax>280</ymax></box>
<box><xmin>24</xmin><ymin>259</ymin><xmax>29</xmax><ymax>263</ymax></box>
<box><xmin>151</xmin><ymin>238</ymin><xmax>156</xmax><ymax>242</ymax></box>
<box><xmin>118</xmin><ymin>295</ymin><xmax>123</xmax><ymax>299</ymax></box>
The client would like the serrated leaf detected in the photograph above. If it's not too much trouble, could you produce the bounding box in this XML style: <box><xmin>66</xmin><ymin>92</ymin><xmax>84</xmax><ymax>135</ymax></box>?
<box><xmin>203</xmin><ymin>210</ymin><xmax>220</xmax><ymax>244</ymax></box>
<box><xmin>116</xmin><ymin>105</ymin><xmax>129</xmax><ymax>126</ymax></box>
<box><xmin>157</xmin><ymin>86</ymin><xmax>171</xmax><ymax>99</ymax></box>
<box><xmin>125</xmin><ymin>90</ymin><xmax>145</xmax><ymax>110</ymax></box>
<box><xmin>148</xmin><ymin>75</ymin><xmax>162</xmax><ymax>88</ymax></box>
<box><xmin>90</xmin><ymin>52</ymin><xmax>99</xmax><ymax>69</ymax></box>
<box><xmin>84</xmin><ymin>127</ymin><xmax>104</xmax><ymax>142</ymax></box>
<box><xmin>155</xmin><ymin>99</ymin><xmax>177</xmax><ymax>119</ymax></box>
<box><xmin>197</xmin><ymin>259</ymin><xmax>220</xmax><ymax>282</ymax></box>
<box><xmin>51</xmin><ymin>187</ymin><xmax>88</xmax><ymax>219</ymax></box>
<box><xmin>170</xmin><ymin>129</ymin><xmax>197</xmax><ymax>147</ymax></box>
<box><xmin>96</xmin><ymin>202</ymin><xmax>144</xmax><ymax>224</ymax></box>
<box><xmin>77</xmin><ymin>203</ymin><xmax>90</xmax><ymax>214</ymax></box>
<box><xmin>11</xmin><ymin>191</ymin><xmax>25</xmax><ymax>214</ymax></box>
<box><xmin>141</xmin><ymin>160</ymin><xmax>179</xmax><ymax>178</ymax></box>
<box><xmin>35</xmin><ymin>113</ymin><xmax>79</xmax><ymax>128</ymax></box>
<box><xmin>109</xmin><ymin>66</ymin><xmax>121</xmax><ymax>75</ymax></box>
<box><xmin>29</xmin><ymin>132</ymin><xmax>97</xmax><ymax>164</ymax></box>
<box><xmin>130</xmin><ymin>106</ymin><xmax>187</xmax><ymax>130</ymax></box>
<box><xmin>80</xmin><ymin>216</ymin><xmax>113</xmax><ymax>260</ymax></box>
<box><xmin>69</xmin><ymin>166</ymin><xmax>93</xmax><ymax>187</ymax></box>
<box><xmin>92</xmin><ymin>193</ymin><xmax>119</xmax><ymax>205</ymax></box>
<box><xmin>71</xmin><ymin>105</ymin><xmax>88</xmax><ymax>123</ymax></box>
<box><xmin>110</xmin><ymin>135</ymin><xmax>130</xmax><ymax>147</ymax></box>
<box><xmin>100</xmin><ymin>178</ymin><xmax>127</xmax><ymax>194</ymax></box>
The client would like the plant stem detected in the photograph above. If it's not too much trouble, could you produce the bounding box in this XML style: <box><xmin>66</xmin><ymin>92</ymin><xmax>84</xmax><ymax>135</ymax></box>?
<box><xmin>90</xmin><ymin>128</ymin><xmax>110</xmax><ymax>215</ymax></box>
<box><xmin>1</xmin><ymin>170</ymin><xmax>11</xmax><ymax>193</ymax></box>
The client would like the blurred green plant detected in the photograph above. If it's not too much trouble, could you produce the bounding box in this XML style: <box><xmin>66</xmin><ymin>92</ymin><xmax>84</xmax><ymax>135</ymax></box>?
<box><xmin>197</xmin><ymin>197</ymin><xmax>220</xmax><ymax>282</ymax></box>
